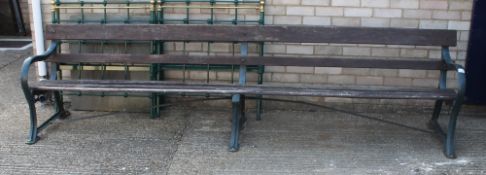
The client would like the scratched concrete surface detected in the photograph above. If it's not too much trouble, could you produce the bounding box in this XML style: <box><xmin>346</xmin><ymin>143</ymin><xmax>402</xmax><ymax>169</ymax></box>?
<box><xmin>1</xmin><ymin>50</ymin><xmax>486</xmax><ymax>175</ymax></box>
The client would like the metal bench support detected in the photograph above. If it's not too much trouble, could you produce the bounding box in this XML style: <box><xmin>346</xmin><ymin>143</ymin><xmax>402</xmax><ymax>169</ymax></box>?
<box><xmin>428</xmin><ymin>47</ymin><xmax>466</xmax><ymax>159</ymax></box>
<box><xmin>21</xmin><ymin>42</ymin><xmax>71</xmax><ymax>144</ymax></box>
<box><xmin>229</xmin><ymin>42</ymin><xmax>248</xmax><ymax>152</ymax></box>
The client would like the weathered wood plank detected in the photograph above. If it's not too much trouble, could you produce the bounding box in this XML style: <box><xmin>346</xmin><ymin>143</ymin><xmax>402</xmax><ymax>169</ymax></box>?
<box><xmin>48</xmin><ymin>53</ymin><xmax>454</xmax><ymax>70</ymax></box>
<box><xmin>45</xmin><ymin>24</ymin><xmax>457</xmax><ymax>46</ymax></box>
<box><xmin>32</xmin><ymin>80</ymin><xmax>457</xmax><ymax>100</ymax></box>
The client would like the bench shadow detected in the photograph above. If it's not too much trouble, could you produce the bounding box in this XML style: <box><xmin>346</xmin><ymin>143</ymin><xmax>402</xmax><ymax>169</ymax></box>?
<box><xmin>62</xmin><ymin>96</ymin><xmax>434</xmax><ymax>134</ymax></box>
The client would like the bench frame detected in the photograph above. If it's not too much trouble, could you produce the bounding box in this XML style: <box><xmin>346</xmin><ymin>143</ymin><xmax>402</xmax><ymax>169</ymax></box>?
<box><xmin>21</xmin><ymin>24</ymin><xmax>465</xmax><ymax>158</ymax></box>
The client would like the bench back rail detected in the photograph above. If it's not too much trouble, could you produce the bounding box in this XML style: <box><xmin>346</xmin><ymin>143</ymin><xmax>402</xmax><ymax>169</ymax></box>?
<box><xmin>45</xmin><ymin>24</ymin><xmax>457</xmax><ymax>46</ymax></box>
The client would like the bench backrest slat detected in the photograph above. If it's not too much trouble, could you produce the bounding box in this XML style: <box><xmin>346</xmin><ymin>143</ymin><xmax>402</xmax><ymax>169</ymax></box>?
<box><xmin>45</xmin><ymin>24</ymin><xmax>457</xmax><ymax>46</ymax></box>
<box><xmin>48</xmin><ymin>54</ymin><xmax>454</xmax><ymax>70</ymax></box>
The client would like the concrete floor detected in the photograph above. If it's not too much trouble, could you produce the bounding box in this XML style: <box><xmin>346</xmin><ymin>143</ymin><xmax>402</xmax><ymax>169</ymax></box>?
<box><xmin>1</xmin><ymin>49</ymin><xmax>486</xmax><ymax>175</ymax></box>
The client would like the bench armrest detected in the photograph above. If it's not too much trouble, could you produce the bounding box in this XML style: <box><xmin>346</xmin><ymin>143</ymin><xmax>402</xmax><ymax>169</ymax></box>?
<box><xmin>441</xmin><ymin>47</ymin><xmax>466</xmax><ymax>101</ymax></box>
<box><xmin>20</xmin><ymin>41</ymin><xmax>59</xmax><ymax>92</ymax></box>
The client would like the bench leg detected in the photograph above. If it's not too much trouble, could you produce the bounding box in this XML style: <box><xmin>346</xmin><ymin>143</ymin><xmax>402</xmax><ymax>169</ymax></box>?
<box><xmin>430</xmin><ymin>100</ymin><xmax>443</xmax><ymax>121</ymax></box>
<box><xmin>428</xmin><ymin>99</ymin><xmax>463</xmax><ymax>159</ymax></box>
<box><xmin>256</xmin><ymin>69</ymin><xmax>263</xmax><ymax>121</ymax></box>
<box><xmin>24</xmin><ymin>90</ymin><xmax>69</xmax><ymax>145</ymax></box>
<box><xmin>150</xmin><ymin>93</ymin><xmax>160</xmax><ymax>118</ymax></box>
<box><xmin>256</xmin><ymin>95</ymin><xmax>263</xmax><ymax>121</ymax></box>
<box><xmin>25</xmin><ymin>92</ymin><xmax>39</xmax><ymax>145</ymax></box>
<box><xmin>444</xmin><ymin>99</ymin><xmax>462</xmax><ymax>158</ymax></box>
<box><xmin>240</xmin><ymin>95</ymin><xmax>247</xmax><ymax>130</ymax></box>
<box><xmin>54</xmin><ymin>91</ymin><xmax>70</xmax><ymax>119</ymax></box>
<box><xmin>229</xmin><ymin>94</ymin><xmax>246</xmax><ymax>152</ymax></box>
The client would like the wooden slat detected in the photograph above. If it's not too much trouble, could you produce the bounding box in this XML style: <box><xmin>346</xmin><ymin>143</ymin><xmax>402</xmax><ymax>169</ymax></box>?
<box><xmin>32</xmin><ymin>80</ymin><xmax>457</xmax><ymax>100</ymax></box>
<box><xmin>45</xmin><ymin>24</ymin><xmax>457</xmax><ymax>46</ymax></box>
<box><xmin>48</xmin><ymin>53</ymin><xmax>454</xmax><ymax>70</ymax></box>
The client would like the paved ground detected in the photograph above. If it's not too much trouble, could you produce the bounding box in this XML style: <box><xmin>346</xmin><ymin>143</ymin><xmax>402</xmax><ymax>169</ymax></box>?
<box><xmin>1</xmin><ymin>49</ymin><xmax>486</xmax><ymax>175</ymax></box>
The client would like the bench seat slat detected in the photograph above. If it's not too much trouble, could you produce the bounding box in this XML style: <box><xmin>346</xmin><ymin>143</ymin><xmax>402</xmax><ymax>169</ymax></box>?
<box><xmin>48</xmin><ymin>54</ymin><xmax>454</xmax><ymax>70</ymax></box>
<box><xmin>32</xmin><ymin>80</ymin><xmax>457</xmax><ymax>100</ymax></box>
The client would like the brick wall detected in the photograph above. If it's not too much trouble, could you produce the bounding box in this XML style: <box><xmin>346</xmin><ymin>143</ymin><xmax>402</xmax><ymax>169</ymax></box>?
<box><xmin>262</xmin><ymin>0</ymin><xmax>471</xmax><ymax>90</ymax></box>
<box><xmin>27</xmin><ymin>0</ymin><xmax>473</xmax><ymax>107</ymax></box>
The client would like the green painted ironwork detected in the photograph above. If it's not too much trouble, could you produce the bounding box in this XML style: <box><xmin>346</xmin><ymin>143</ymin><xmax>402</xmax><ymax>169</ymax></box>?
<box><xmin>51</xmin><ymin>0</ymin><xmax>265</xmax><ymax>117</ymax></box>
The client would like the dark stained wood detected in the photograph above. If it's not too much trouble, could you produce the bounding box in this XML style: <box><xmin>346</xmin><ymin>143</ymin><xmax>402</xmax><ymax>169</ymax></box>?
<box><xmin>45</xmin><ymin>24</ymin><xmax>457</xmax><ymax>46</ymax></box>
<box><xmin>48</xmin><ymin>53</ymin><xmax>455</xmax><ymax>70</ymax></box>
<box><xmin>32</xmin><ymin>80</ymin><xmax>457</xmax><ymax>100</ymax></box>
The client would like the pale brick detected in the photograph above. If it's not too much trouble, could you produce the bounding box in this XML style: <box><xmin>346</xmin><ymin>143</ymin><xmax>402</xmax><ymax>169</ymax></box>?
<box><xmin>315</xmin><ymin>46</ymin><xmax>343</xmax><ymax>55</ymax></box>
<box><xmin>357</xmin><ymin>76</ymin><xmax>383</xmax><ymax>85</ymax></box>
<box><xmin>287</xmin><ymin>45</ymin><xmax>314</xmax><ymax>55</ymax></box>
<box><xmin>315</xmin><ymin>67</ymin><xmax>342</xmax><ymax>74</ymax></box>
<box><xmin>300</xmin><ymin>74</ymin><xmax>328</xmax><ymax>83</ymax></box>
<box><xmin>266</xmin><ymin>6</ymin><xmax>286</xmax><ymax>15</ymax></box>
<box><xmin>265</xmin><ymin>44</ymin><xmax>286</xmax><ymax>53</ymax></box>
<box><xmin>265</xmin><ymin>16</ymin><xmax>274</xmax><ymax>24</ymax></box>
<box><xmin>390</xmin><ymin>19</ymin><xmax>419</xmax><ymax>28</ymax></box>
<box><xmin>457</xmin><ymin>51</ymin><xmax>467</xmax><ymax>60</ymax></box>
<box><xmin>432</xmin><ymin>11</ymin><xmax>461</xmax><ymax>20</ymax></box>
<box><xmin>303</xmin><ymin>16</ymin><xmax>332</xmax><ymax>25</ymax></box>
<box><xmin>371</xmin><ymin>48</ymin><xmax>400</xmax><ymax>57</ymax></box>
<box><xmin>419</xmin><ymin>20</ymin><xmax>448</xmax><ymax>29</ymax></box>
<box><xmin>274</xmin><ymin>16</ymin><xmax>302</xmax><ymax>24</ymax></box>
<box><xmin>332</xmin><ymin>17</ymin><xmax>361</xmax><ymax>26</ymax></box>
<box><xmin>344</xmin><ymin>8</ymin><xmax>373</xmax><ymax>17</ymax></box>
<box><xmin>361</xmin><ymin>0</ymin><xmax>389</xmax><ymax>8</ymax></box>
<box><xmin>462</xmin><ymin>11</ymin><xmax>472</xmax><ymax>20</ymax></box>
<box><xmin>165</xmin><ymin>70</ymin><xmax>186</xmax><ymax>79</ymax></box>
<box><xmin>374</xmin><ymin>9</ymin><xmax>402</xmax><ymax>18</ymax></box>
<box><xmin>316</xmin><ymin>7</ymin><xmax>344</xmax><ymax>16</ymax></box>
<box><xmin>400</xmin><ymin>49</ymin><xmax>428</xmax><ymax>58</ymax></box>
<box><xmin>399</xmin><ymin>69</ymin><xmax>427</xmax><ymax>78</ymax></box>
<box><xmin>342</xmin><ymin>68</ymin><xmax>370</xmax><ymax>75</ymax></box>
<box><xmin>189</xmin><ymin>71</ymin><xmax>217</xmax><ymax>80</ymax></box>
<box><xmin>343</xmin><ymin>47</ymin><xmax>371</xmax><ymax>56</ymax></box>
<box><xmin>266</xmin><ymin>66</ymin><xmax>286</xmax><ymax>73</ymax></box>
<box><xmin>361</xmin><ymin>18</ymin><xmax>390</xmax><ymax>27</ymax></box>
<box><xmin>412</xmin><ymin>78</ymin><xmax>438</xmax><ymax>87</ymax></box>
<box><xmin>272</xmin><ymin>73</ymin><xmax>300</xmax><ymax>83</ymax></box>
<box><xmin>390</xmin><ymin>0</ymin><xmax>419</xmax><ymax>9</ymax></box>
<box><xmin>420</xmin><ymin>0</ymin><xmax>448</xmax><ymax>10</ymax></box>
<box><xmin>332</xmin><ymin>0</ymin><xmax>360</xmax><ymax>7</ymax></box>
<box><xmin>426</xmin><ymin>70</ymin><xmax>440</xmax><ymax>78</ymax></box>
<box><xmin>287</xmin><ymin>6</ymin><xmax>315</xmax><ymax>16</ymax></box>
<box><xmin>183</xmin><ymin>43</ymin><xmax>203</xmax><ymax>51</ymax></box>
<box><xmin>449</xmin><ymin>1</ymin><xmax>473</xmax><ymax>10</ymax></box>
<box><xmin>384</xmin><ymin>77</ymin><xmax>412</xmax><ymax>86</ymax></box>
<box><xmin>272</xmin><ymin>0</ymin><xmax>300</xmax><ymax>5</ymax></box>
<box><xmin>210</xmin><ymin>43</ymin><xmax>231</xmax><ymax>52</ymax></box>
<box><xmin>448</xmin><ymin>21</ymin><xmax>471</xmax><ymax>30</ymax></box>
<box><xmin>216</xmin><ymin>72</ymin><xmax>235</xmax><ymax>81</ymax></box>
<box><xmin>459</xmin><ymin>31</ymin><xmax>470</xmax><ymax>41</ymax></box>
<box><xmin>286</xmin><ymin>66</ymin><xmax>315</xmax><ymax>74</ymax></box>
<box><xmin>302</xmin><ymin>0</ymin><xmax>330</xmax><ymax>6</ymax></box>
<box><xmin>370</xmin><ymin>69</ymin><xmax>398</xmax><ymax>77</ymax></box>
<box><xmin>328</xmin><ymin>75</ymin><xmax>356</xmax><ymax>84</ymax></box>
<box><xmin>457</xmin><ymin>41</ymin><xmax>468</xmax><ymax>50</ymax></box>
<box><xmin>403</xmin><ymin>9</ymin><xmax>432</xmax><ymax>19</ymax></box>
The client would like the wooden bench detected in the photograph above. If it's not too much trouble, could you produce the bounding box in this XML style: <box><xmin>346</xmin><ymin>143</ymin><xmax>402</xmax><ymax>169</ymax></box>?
<box><xmin>21</xmin><ymin>24</ymin><xmax>465</xmax><ymax>158</ymax></box>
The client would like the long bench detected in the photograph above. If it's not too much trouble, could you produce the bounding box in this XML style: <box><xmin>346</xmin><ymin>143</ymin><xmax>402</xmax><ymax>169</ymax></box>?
<box><xmin>21</xmin><ymin>24</ymin><xmax>465</xmax><ymax>158</ymax></box>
